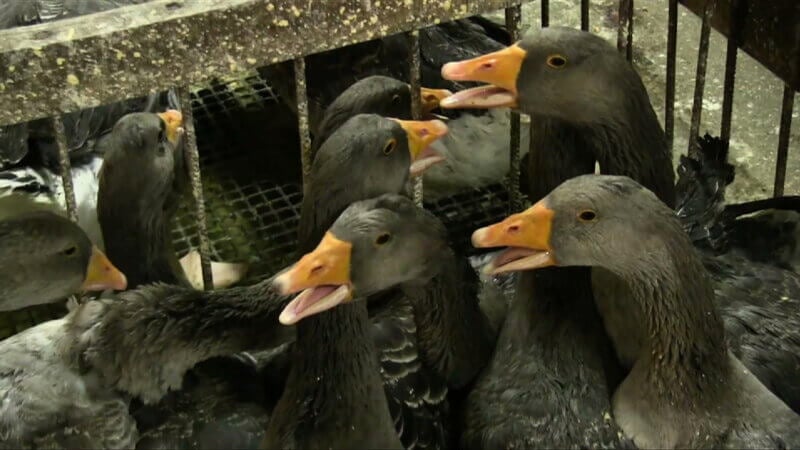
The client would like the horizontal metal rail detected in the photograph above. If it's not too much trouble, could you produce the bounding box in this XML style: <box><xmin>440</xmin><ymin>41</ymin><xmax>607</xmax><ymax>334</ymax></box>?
<box><xmin>0</xmin><ymin>0</ymin><xmax>534</xmax><ymax>127</ymax></box>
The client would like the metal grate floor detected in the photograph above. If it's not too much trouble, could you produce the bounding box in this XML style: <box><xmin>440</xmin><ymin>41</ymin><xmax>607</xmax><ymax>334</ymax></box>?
<box><xmin>171</xmin><ymin>71</ymin><xmax>515</xmax><ymax>283</ymax></box>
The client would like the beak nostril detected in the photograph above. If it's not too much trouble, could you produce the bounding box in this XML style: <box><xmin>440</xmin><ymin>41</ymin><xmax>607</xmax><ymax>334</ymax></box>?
<box><xmin>310</xmin><ymin>265</ymin><xmax>323</xmax><ymax>276</ymax></box>
<box><xmin>481</xmin><ymin>61</ymin><xmax>494</xmax><ymax>70</ymax></box>
<box><xmin>508</xmin><ymin>225</ymin><xmax>520</xmax><ymax>234</ymax></box>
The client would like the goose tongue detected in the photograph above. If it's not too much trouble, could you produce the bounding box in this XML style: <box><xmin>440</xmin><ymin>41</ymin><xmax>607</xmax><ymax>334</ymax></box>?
<box><xmin>410</xmin><ymin>146</ymin><xmax>445</xmax><ymax>176</ymax></box>
<box><xmin>485</xmin><ymin>247</ymin><xmax>552</xmax><ymax>275</ymax></box>
<box><xmin>439</xmin><ymin>85</ymin><xmax>516</xmax><ymax>109</ymax></box>
<box><xmin>279</xmin><ymin>284</ymin><xmax>351</xmax><ymax>325</ymax></box>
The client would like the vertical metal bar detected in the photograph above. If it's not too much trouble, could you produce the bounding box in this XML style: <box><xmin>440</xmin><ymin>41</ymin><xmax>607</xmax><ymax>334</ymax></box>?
<box><xmin>294</xmin><ymin>57</ymin><xmax>312</xmax><ymax>196</ymax></box>
<box><xmin>617</xmin><ymin>0</ymin><xmax>633</xmax><ymax>61</ymax></box>
<box><xmin>52</xmin><ymin>116</ymin><xmax>77</xmax><ymax>222</ymax></box>
<box><xmin>720</xmin><ymin>0</ymin><xmax>744</xmax><ymax>143</ymax></box>
<box><xmin>506</xmin><ymin>5</ymin><xmax>523</xmax><ymax>213</ymax></box>
<box><xmin>665</xmin><ymin>0</ymin><xmax>678</xmax><ymax>151</ymax></box>
<box><xmin>581</xmin><ymin>0</ymin><xmax>590</xmax><ymax>31</ymax></box>
<box><xmin>178</xmin><ymin>88</ymin><xmax>213</xmax><ymax>291</ymax></box>
<box><xmin>617</xmin><ymin>0</ymin><xmax>625</xmax><ymax>54</ymax></box>
<box><xmin>626</xmin><ymin>0</ymin><xmax>634</xmax><ymax>62</ymax></box>
<box><xmin>687</xmin><ymin>0</ymin><xmax>716</xmax><ymax>158</ymax></box>
<box><xmin>408</xmin><ymin>29</ymin><xmax>423</xmax><ymax>206</ymax></box>
<box><xmin>773</xmin><ymin>85</ymin><xmax>795</xmax><ymax>197</ymax></box>
<box><xmin>541</xmin><ymin>0</ymin><xmax>549</xmax><ymax>27</ymax></box>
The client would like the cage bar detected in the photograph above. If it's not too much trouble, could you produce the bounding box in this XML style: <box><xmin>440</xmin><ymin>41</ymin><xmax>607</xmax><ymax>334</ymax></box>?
<box><xmin>687</xmin><ymin>0</ymin><xmax>716</xmax><ymax>159</ymax></box>
<box><xmin>719</xmin><ymin>0</ymin><xmax>743</xmax><ymax>143</ymax></box>
<box><xmin>179</xmin><ymin>88</ymin><xmax>214</xmax><ymax>290</ymax></box>
<box><xmin>408</xmin><ymin>29</ymin><xmax>423</xmax><ymax>206</ymax></box>
<box><xmin>0</xmin><ymin>0</ymin><xmax>533</xmax><ymax>126</ymax></box>
<box><xmin>294</xmin><ymin>57</ymin><xmax>312</xmax><ymax>195</ymax></box>
<box><xmin>773</xmin><ymin>85</ymin><xmax>795</xmax><ymax>197</ymax></box>
<box><xmin>505</xmin><ymin>5</ymin><xmax>523</xmax><ymax>214</ymax></box>
<box><xmin>541</xmin><ymin>0</ymin><xmax>550</xmax><ymax>27</ymax></box>
<box><xmin>617</xmin><ymin>0</ymin><xmax>633</xmax><ymax>61</ymax></box>
<box><xmin>665</xmin><ymin>0</ymin><xmax>678</xmax><ymax>151</ymax></box>
<box><xmin>52</xmin><ymin>116</ymin><xmax>78</xmax><ymax>222</ymax></box>
<box><xmin>581</xmin><ymin>0</ymin><xmax>590</xmax><ymax>32</ymax></box>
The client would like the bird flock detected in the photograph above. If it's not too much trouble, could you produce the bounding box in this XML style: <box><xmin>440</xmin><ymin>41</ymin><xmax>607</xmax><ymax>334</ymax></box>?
<box><xmin>1</xmin><ymin>6</ymin><xmax>800</xmax><ymax>450</ymax></box>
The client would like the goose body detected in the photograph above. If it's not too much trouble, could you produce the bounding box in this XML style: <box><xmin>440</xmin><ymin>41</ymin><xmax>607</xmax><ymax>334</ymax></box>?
<box><xmin>0</xmin><ymin>281</ymin><xmax>288</xmax><ymax>449</ymax></box>
<box><xmin>474</xmin><ymin>174</ymin><xmax>800</xmax><ymax>448</ymax></box>
<box><xmin>274</xmin><ymin>193</ymin><xmax>497</xmax><ymax>448</ymax></box>
<box><xmin>97</xmin><ymin>110</ymin><xmax>188</xmax><ymax>289</ymax></box>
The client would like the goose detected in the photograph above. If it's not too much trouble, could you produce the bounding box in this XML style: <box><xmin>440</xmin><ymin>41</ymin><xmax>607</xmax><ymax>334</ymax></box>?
<box><xmin>473</xmin><ymin>174</ymin><xmax>800</xmax><ymax>448</ymax></box>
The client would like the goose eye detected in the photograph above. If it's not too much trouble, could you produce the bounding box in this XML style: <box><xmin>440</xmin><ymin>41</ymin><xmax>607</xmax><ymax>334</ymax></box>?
<box><xmin>62</xmin><ymin>245</ymin><xmax>78</xmax><ymax>257</ymax></box>
<box><xmin>391</xmin><ymin>94</ymin><xmax>401</xmax><ymax>104</ymax></box>
<box><xmin>383</xmin><ymin>139</ymin><xmax>397</xmax><ymax>155</ymax></box>
<box><xmin>546</xmin><ymin>54</ymin><xmax>567</xmax><ymax>69</ymax></box>
<box><xmin>578</xmin><ymin>210</ymin><xmax>597</xmax><ymax>222</ymax></box>
<box><xmin>375</xmin><ymin>232</ymin><xmax>392</xmax><ymax>246</ymax></box>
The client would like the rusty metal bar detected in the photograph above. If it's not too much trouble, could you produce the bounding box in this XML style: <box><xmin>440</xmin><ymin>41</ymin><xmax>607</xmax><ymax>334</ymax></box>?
<box><xmin>665</xmin><ymin>0</ymin><xmax>678</xmax><ymax>151</ymax></box>
<box><xmin>0</xmin><ymin>0</ymin><xmax>536</xmax><ymax>127</ymax></box>
<box><xmin>617</xmin><ymin>0</ymin><xmax>633</xmax><ymax>61</ymax></box>
<box><xmin>720</xmin><ymin>0</ymin><xmax>744</xmax><ymax>143</ymax></box>
<box><xmin>294</xmin><ymin>57</ymin><xmax>312</xmax><ymax>195</ymax></box>
<box><xmin>626</xmin><ymin>0</ymin><xmax>634</xmax><ymax>61</ymax></box>
<box><xmin>773</xmin><ymin>85</ymin><xmax>795</xmax><ymax>197</ymax></box>
<box><xmin>581</xmin><ymin>0</ymin><xmax>590</xmax><ymax>32</ymax></box>
<box><xmin>541</xmin><ymin>0</ymin><xmax>549</xmax><ymax>27</ymax></box>
<box><xmin>52</xmin><ymin>116</ymin><xmax>78</xmax><ymax>222</ymax></box>
<box><xmin>408</xmin><ymin>29</ymin><xmax>423</xmax><ymax>206</ymax></box>
<box><xmin>178</xmin><ymin>88</ymin><xmax>213</xmax><ymax>290</ymax></box>
<box><xmin>687</xmin><ymin>0</ymin><xmax>716</xmax><ymax>159</ymax></box>
<box><xmin>505</xmin><ymin>5</ymin><xmax>523</xmax><ymax>213</ymax></box>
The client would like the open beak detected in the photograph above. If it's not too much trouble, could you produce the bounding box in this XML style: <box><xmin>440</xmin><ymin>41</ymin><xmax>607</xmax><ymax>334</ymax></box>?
<box><xmin>81</xmin><ymin>246</ymin><xmax>128</xmax><ymax>292</ymax></box>
<box><xmin>471</xmin><ymin>200</ymin><xmax>556</xmax><ymax>274</ymax></box>
<box><xmin>420</xmin><ymin>87</ymin><xmax>454</xmax><ymax>114</ymax></box>
<box><xmin>273</xmin><ymin>232</ymin><xmax>354</xmax><ymax>325</ymax></box>
<box><xmin>439</xmin><ymin>44</ymin><xmax>527</xmax><ymax>109</ymax></box>
<box><xmin>391</xmin><ymin>118</ymin><xmax>449</xmax><ymax>176</ymax></box>
<box><xmin>158</xmin><ymin>109</ymin><xmax>185</xmax><ymax>146</ymax></box>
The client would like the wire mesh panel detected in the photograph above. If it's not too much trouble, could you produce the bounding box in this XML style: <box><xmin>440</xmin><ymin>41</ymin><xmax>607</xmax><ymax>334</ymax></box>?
<box><xmin>170</xmin><ymin>71</ymin><xmax>516</xmax><ymax>284</ymax></box>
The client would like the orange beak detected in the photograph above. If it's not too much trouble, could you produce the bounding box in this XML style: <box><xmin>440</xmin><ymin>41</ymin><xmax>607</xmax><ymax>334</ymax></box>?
<box><xmin>158</xmin><ymin>109</ymin><xmax>184</xmax><ymax>145</ymax></box>
<box><xmin>471</xmin><ymin>200</ymin><xmax>556</xmax><ymax>274</ymax></box>
<box><xmin>439</xmin><ymin>44</ymin><xmax>527</xmax><ymax>109</ymax></box>
<box><xmin>390</xmin><ymin>118</ymin><xmax>449</xmax><ymax>176</ymax></box>
<box><xmin>273</xmin><ymin>232</ymin><xmax>354</xmax><ymax>325</ymax></box>
<box><xmin>420</xmin><ymin>87</ymin><xmax>453</xmax><ymax>114</ymax></box>
<box><xmin>81</xmin><ymin>246</ymin><xmax>128</xmax><ymax>292</ymax></box>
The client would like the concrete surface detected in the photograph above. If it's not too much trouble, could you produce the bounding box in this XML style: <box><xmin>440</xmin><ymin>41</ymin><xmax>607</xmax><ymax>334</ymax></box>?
<box><xmin>489</xmin><ymin>0</ymin><xmax>799</xmax><ymax>202</ymax></box>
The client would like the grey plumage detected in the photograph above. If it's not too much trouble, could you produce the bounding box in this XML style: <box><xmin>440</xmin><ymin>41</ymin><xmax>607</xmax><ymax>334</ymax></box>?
<box><xmin>97</xmin><ymin>112</ymin><xmax>187</xmax><ymax>288</ymax></box>
<box><xmin>541</xmin><ymin>175</ymin><xmax>800</xmax><ymax>448</ymax></box>
<box><xmin>0</xmin><ymin>211</ymin><xmax>93</xmax><ymax>311</ymax></box>
<box><xmin>0</xmin><ymin>281</ymin><xmax>288</xmax><ymax>449</ymax></box>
